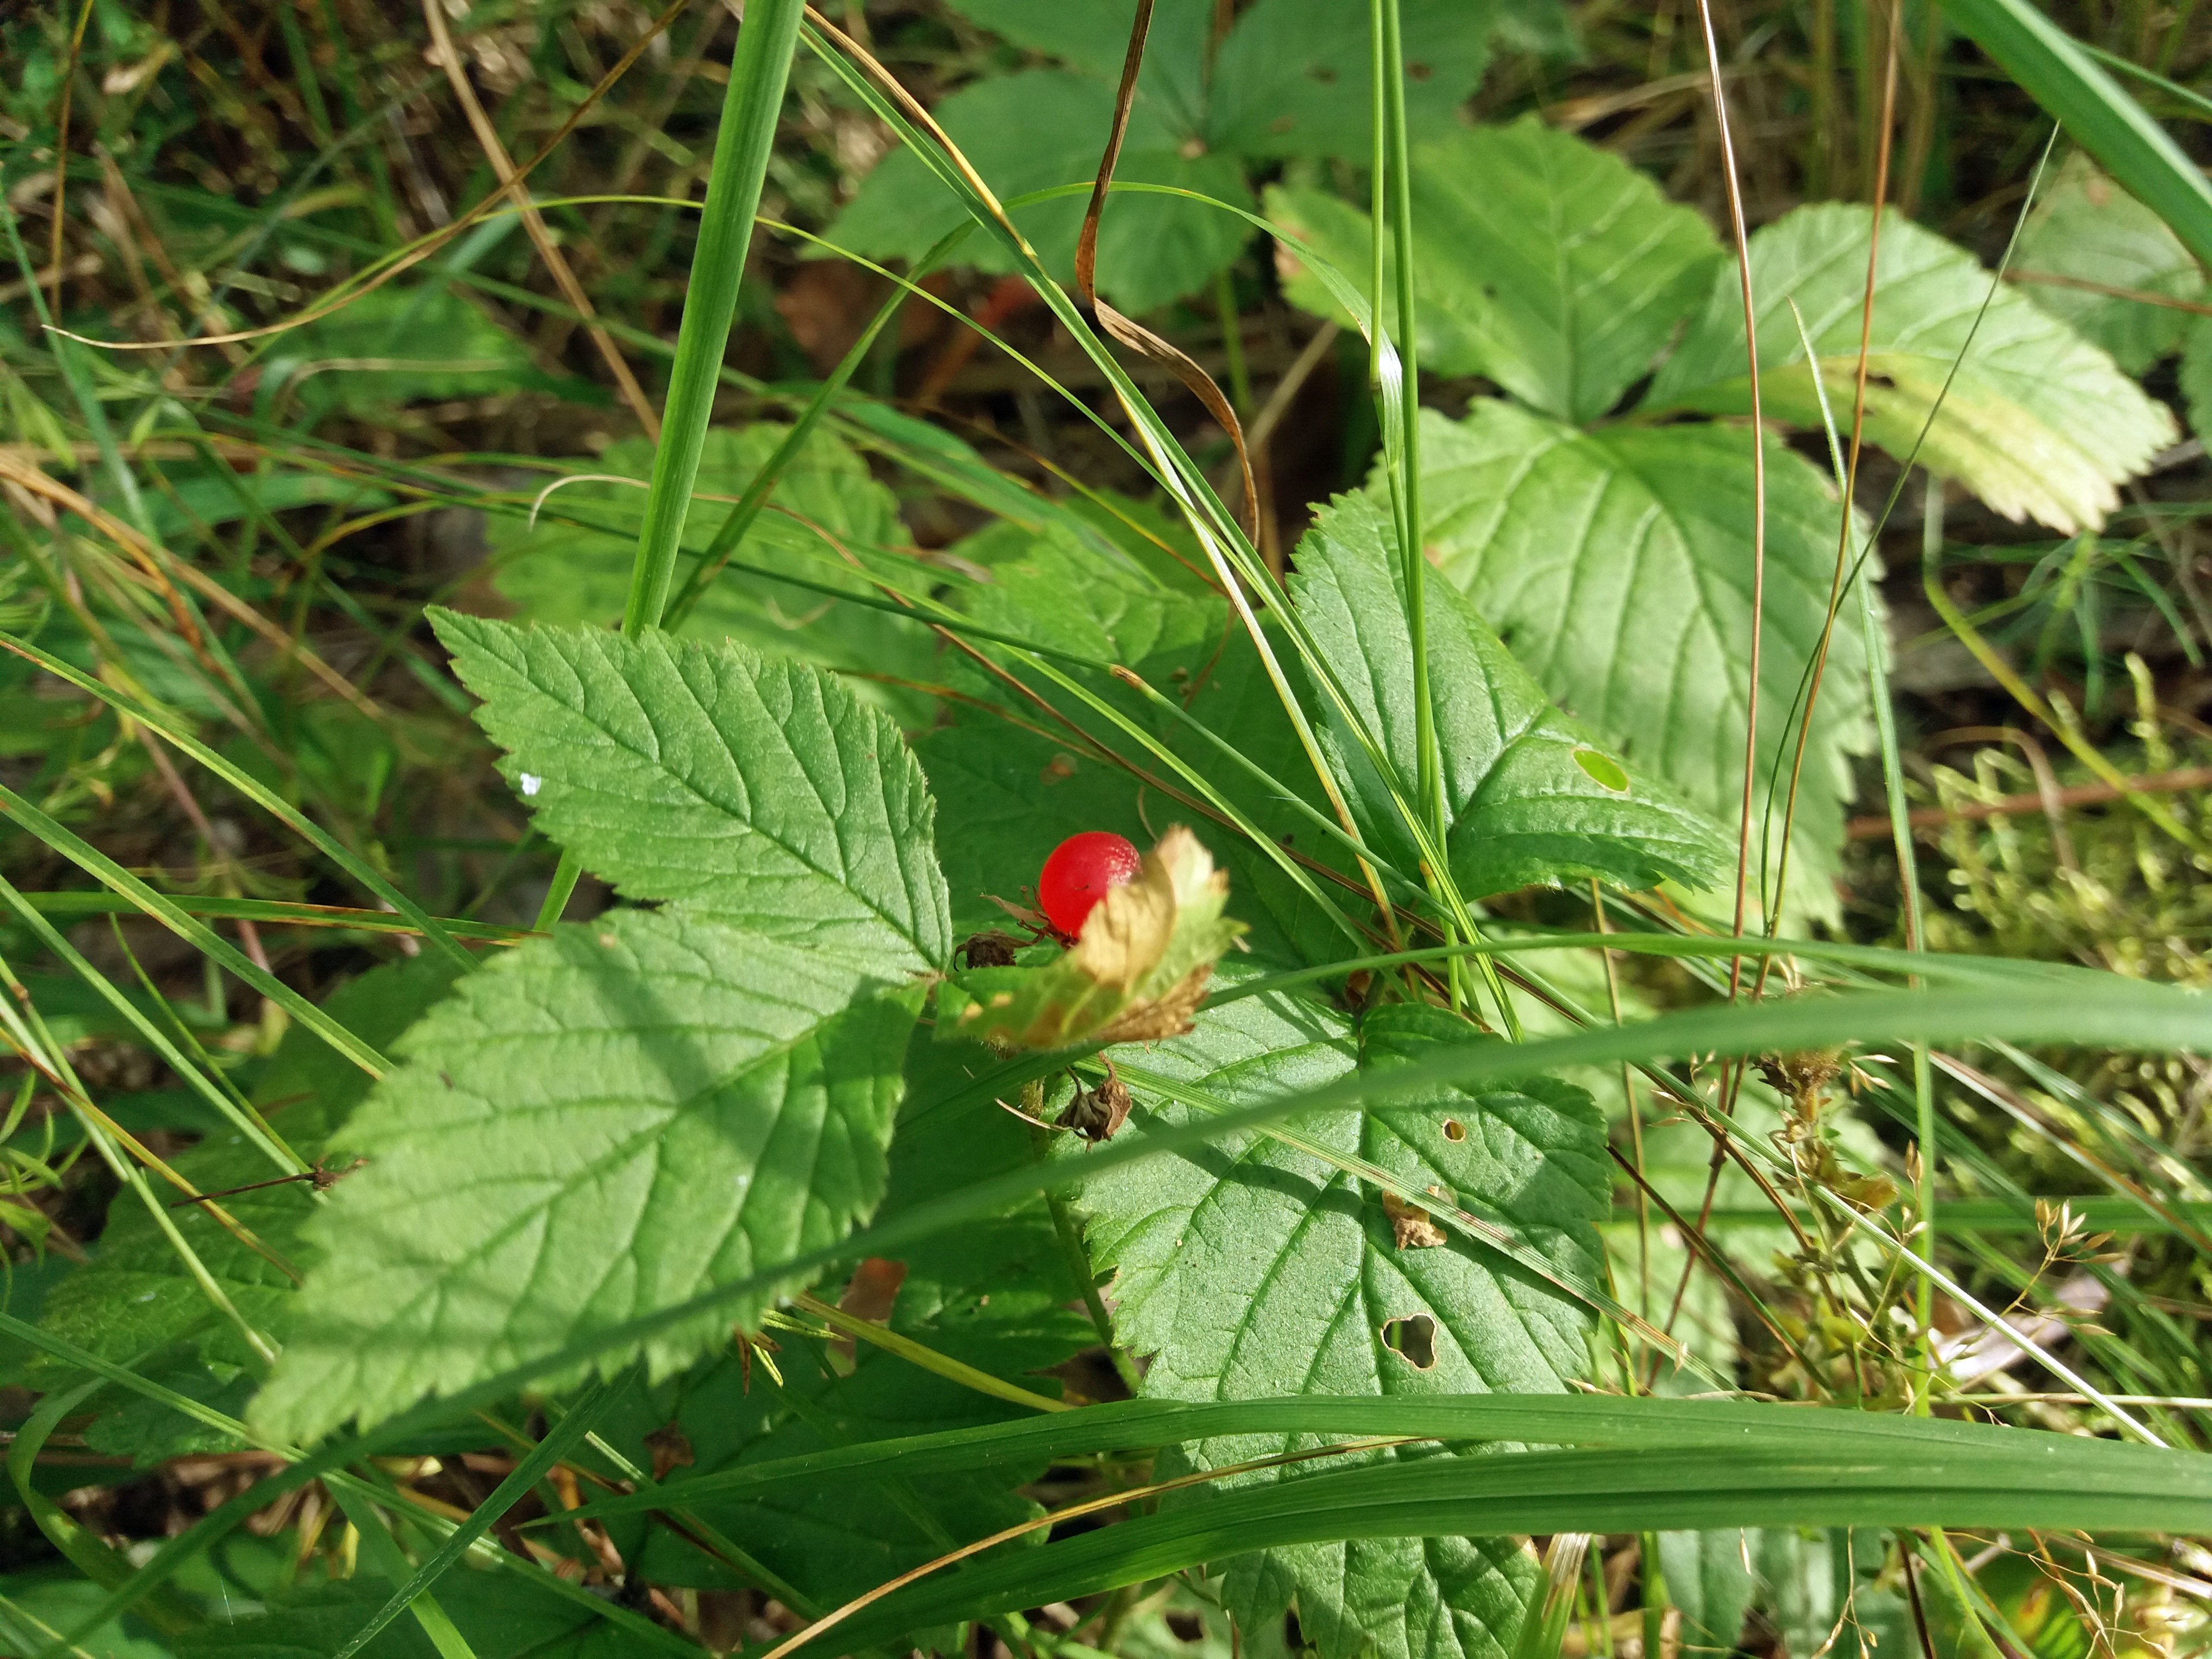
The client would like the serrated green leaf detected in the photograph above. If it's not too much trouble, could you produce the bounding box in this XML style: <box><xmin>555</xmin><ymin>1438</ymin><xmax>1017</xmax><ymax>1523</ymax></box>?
<box><xmin>1406</xmin><ymin>400</ymin><xmax>1875</xmax><ymax>922</ymax></box>
<box><xmin>829</xmin><ymin>0</ymin><xmax>1494</xmax><ymax>309</ymax></box>
<box><xmin>1645</xmin><ymin>203</ymin><xmax>2178</xmax><ymax>533</ymax></box>
<box><xmin>485</xmin><ymin>423</ymin><xmax>939</xmax><ymax>721</ymax></box>
<box><xmin>249</xmin><ymin>910</ymin><xmax>923</xmax><ymax>1444</ymax></box>
<box><xmin>1272</xmin><ymin>120</ymin><xmax>1723</xmax><ymax>422</ymax></box>
<box><xmin>2014</xmin><ymin>153</ymin><xmax>2206</xmax><ymax>373</ymax></box>
<box><xmin>1072</xmin><ymin>992</ymin><xmax>1609</xmax><ymax>1659</ymax></box>
<box><xmin>429</xmin><ymin>614</ymin><xmax>952</xmax><ymax>974</ymax></box>
<box><xmin>627</xmin><ymin>1048</ymin><xmax>1089</xmax><ymax>1612</ymax></box>
<box><xmin>1292</xmin><ymin>492</ymin><xmax>1730</xmax><ymax>899</ymax></box>
<box><xmin>826</xmin><ymin>71</ymin><xmax>1253</xmax><ymax>314</ymax></box>
<box><xmin>1208</xmin><ymin>0</ymin><xmax>1493</xmax><ymax>161</ymax></box>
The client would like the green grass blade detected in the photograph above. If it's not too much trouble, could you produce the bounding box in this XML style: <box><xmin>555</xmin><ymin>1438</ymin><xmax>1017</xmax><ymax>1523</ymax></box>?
<box><xmin>326</xmin><ymin>1482</ymin><xmax>479</xmax><ymax>1659</ymax></box>
<box><xmin>535</xmin><ymin>1394</ymin><xmax>2194</xmax><ymax>1525</ymax></box>
<box><xmin>13</xmin><ymin>890</ymin><xmax>530</xmax><ymax>944</ymax></box>
<box><xmin>0</xmin><ymin>629</ymin><xmax>473</xmax><ymax>968</ymax></box>
<box><xmin>0</xmin><ymin>780</ymin><xmax>388</xmax><ymax>1077</ymax></box>
<box><xmin>313</xmin><ymin>972</ymin><xmax>2209</xmax><ymax>1436</ymax></box>
<box><xmin>0</xmin><ymin>875</ymin><xmax>304</xmax><ymax>1175</ymax></box>
<box><xmin>1939</xmin><ymin>0</ymin><xmax>2212</xmax><ymax>263</ymax></box>
<box><xmin>809</xmin><ymin>1434</ymin><xmax>2212</xmax><ymax>1652</ymax></box>
<box><xmin>331</xmin><ymin>1373</ymin><xmax>630</xmax><ymax>1659</ymax></box>
<box><xmin>622</xmin><ymin>0</ymin><xmax>804</xmax><ymax>636</ymax></box>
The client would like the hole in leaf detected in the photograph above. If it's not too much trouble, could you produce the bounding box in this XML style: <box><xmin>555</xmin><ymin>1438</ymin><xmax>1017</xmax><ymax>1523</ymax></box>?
<box><xmin>1406</xmin><ymin>61</ymin><xmax>1433</xmax><ymax>80</ymax></box>
<box><xmin>1573</xmin><ymin>746</ymin><xmax>1631</xmax><ymax>793</ymax></box>
<box><xmin>1307</xmin><ymin>63</ymin><xmax>1337</xmax><ymax>85</ymax></box>
<box><xmin>1381</xmin><ymin>1313</ymin><xmax>1437</xmax><ymax>1370</ymax></box>
<box><xmin>1441</xmin><ymin>1118</ymin><xmax>1466</xmax><ymax>1142</ymax></box>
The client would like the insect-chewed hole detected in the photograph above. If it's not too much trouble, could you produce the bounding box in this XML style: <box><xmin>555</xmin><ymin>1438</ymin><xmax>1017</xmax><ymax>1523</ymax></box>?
<box><xmin>1380</xmin><ymin>1313</ymin><xmax>1438</xmax><ymax>1371</ymax></box>
<box><xmin>1441</xmin><ymin>1118</ymin><xmax>1467</xmax><ymax>1142</ymax></box>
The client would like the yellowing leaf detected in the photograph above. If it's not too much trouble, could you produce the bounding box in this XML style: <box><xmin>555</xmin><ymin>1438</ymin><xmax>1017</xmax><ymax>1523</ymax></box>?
<box><xmin>939</xmin><ymin>828</ymin><xmax>1245</xmax><ymax>1051</ymax></box>
<box><xmin>1647</xmin><ymin>203</ymin><xmax>2177</xmax><ymax>534</ymax></box>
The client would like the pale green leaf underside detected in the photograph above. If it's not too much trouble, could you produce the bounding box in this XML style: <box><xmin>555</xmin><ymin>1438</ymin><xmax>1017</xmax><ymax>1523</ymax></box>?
<box><xmin>2015</xmin><ymin>153</ymin><xmax>2206</xmax><ymax>373</ymax></box>
<box><xmin>251</xmin><ymin>910</ymin><xmax>922</xmax><ymax>1443</ymax></box>
<box><xmin>1293</xmin><ymin>492</ymin><xmax>1730</xmax><ymax>899</ymax></box>
<box><xmin>1407</xmin><ymin>401</ymin><xmax>1875</xmax><ymax>923</ymax></box>
<box><xmin>431</xmin><ymin>612</ymin><xmax>952</xmax><ymax>974</ymax></box>
<box><xmin>1646</xmin><ymin>203</ymin><xmax>2177</xmax><ymax>533</ymax></box>
<box><xmin>1073</xmin><ymin>992</ymin><xmax>1608</xmax><ymax>1659</ymax></box>
<box><xmin>1272</xmin><ymin>119</ymin><xmax>1723</xmax><ymax>423</ymax></box>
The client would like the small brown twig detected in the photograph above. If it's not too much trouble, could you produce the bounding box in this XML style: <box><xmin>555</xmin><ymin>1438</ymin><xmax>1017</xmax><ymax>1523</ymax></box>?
<box><xmin>1844</xmin><ymin>765</ymin><xmax>2212</xmax><ymax>837</ymax></box>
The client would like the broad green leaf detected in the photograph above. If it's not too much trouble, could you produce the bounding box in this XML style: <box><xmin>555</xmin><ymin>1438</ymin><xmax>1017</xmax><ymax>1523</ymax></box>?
<box><xmin>1272</xmin><ymin>121</ymin><xmax>1724</xmax><ymax>422</ymax></box>
<box><xmin>628</xmin><ymin>1045</ymin><xmax>1090</xmax><ymax>1611</ymax></box>
<box><xmin>828</xmin><ymin>0</ymin><xmax>1493</xmax><ymax>308</ymax></box>
<box><xmin>1645</xmin><ymin>203</ymin><xmax>2178</xmax><ymax>533</ymax></box>
<box><xmin>1291</xmin><ymin>491</ymin><xmax>1731</xmax><ymax>898</ymax></box>
<box><xmin>825</xmin><ymin>71</ymin><xmax>1253</xmax><ymax>315</ymax></box>
<box><xmin>1208</xmin><ymin>0</ymin><xmax>1494</xmax><ymax>161</ymax></box>
<box><xmin>168</xmin><ymin>1570</ymin><xmax>611</xmax><ymax>1658</ymax></box>
<box><xmin>942</xmin><ymin>0</ymin><xmax>1214</xmax><ymax>107</ymax></box>
<box><xmin>249</xmin><ymin>911</ymin><xmax>923</xmax><ymax>1443</ymax></box>
<box><xmin>1658</xmin><ymin>1529</ymin><xmax>1758</xmax><ymax>1658</ymax></box>
<box><xmin>1406</xmin><ymin>401</ymin><xmax>1875</xmax><ymax>922</ymax></box>
<box><xmin>2014</xmin><ymin>154</ymin><xmax>2206</xmax><ymax>372</ymax></box>
<box><xmin>1072</xmin><ymin>991</ymin><xmax>1610</xmax><ymax>1659</ymax></box>
<box><xmin>485</xmin><ymin>423</ymin><xmax>940</xmax><ymax>720</ymax></box>
<box><xmin>258</xmin><ymin>285</ymin><xmax>555</xmax><ymax>423</ymax></box>
<box><xmin>430</xmin><ymin>612</ymin><xmax>952</xmax><ymax>974</ymax></box>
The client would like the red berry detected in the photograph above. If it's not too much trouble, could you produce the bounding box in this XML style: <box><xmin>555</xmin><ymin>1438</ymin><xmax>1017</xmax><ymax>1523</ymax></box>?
<box><xmin>1037</xmin><ymin>832</ymin><xmax>1141</xmax><ymax>940</ymax></box>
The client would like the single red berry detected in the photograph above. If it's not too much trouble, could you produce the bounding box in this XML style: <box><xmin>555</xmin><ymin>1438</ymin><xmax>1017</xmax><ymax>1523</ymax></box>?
<box><xmin>1037</xmin><ymin>831</ymin><xmax>1141</xmax><ymax>940</ymax></box>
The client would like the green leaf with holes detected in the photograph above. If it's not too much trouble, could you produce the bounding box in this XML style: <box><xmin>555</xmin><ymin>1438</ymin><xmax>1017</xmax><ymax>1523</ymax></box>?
<box><xmin>1403</xmin><ymin>400</ymin><xmax>1875</xmax><ymax>923</ymax></box>
<box><xmin>430</xmin><ymin>611</ymin><xmax>952</xmax><ymax>975</ymax></box>
<box><xmin>485</xmin><ymin>423</ymin><xmax>940</xmax><ymax>722</ymax></box>
<box><xmin>1645</xmin><ymin>203</ymin><xmax>2177</xmax><ymax>534</ymax></box>
<box><xmin>1271</xmin><ymin>118</ymin><xmax>1725</xmax><ymax>423</ymax></box>
<box><xmin>1069</xmin><ymin>990</ymin><xmax>1610</xmax><ymax>1659</ymax></box>
<box><xmin>1291</xmin><ymin>491</ymin><xmax>1730</xmax><ymax>899</ymax></box>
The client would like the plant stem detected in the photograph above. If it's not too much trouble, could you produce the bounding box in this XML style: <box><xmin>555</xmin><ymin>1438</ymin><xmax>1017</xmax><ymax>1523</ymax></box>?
<box><xmin>621</xmin><ymin>0</ymin><xmax>805</xmax><ymax>637</ymax></box>
<box><xmin>536</xmin><ymin>0</ymin><xmax>803</xmax><ymax>929</ymax></box>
